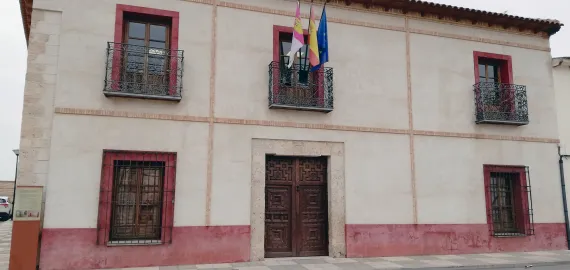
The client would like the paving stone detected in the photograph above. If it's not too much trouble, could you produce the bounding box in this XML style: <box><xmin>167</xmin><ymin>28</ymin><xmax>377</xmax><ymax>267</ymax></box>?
<box><xmin>159</xmin><ymin>266</ymin><xmax>179</xmax><ymax>270</ymax></box>
<box><xmin>264</xmin><ymin>260</ymin><xmax>298</xmax><ymax>266</ymax></box>
<box><xmin>195</xmin><ymin>264</ymin><xmax>232</xmax><ymax>269</ymax></box>
<box><xmin>294</xmin><ymin>259</ymin><xmax>328</xmax><ymax>265</ymax></box>
<box><xmin>331</xmin><ymin>262</ymin><xmax>375</xmax><ymax>270</ymax></box>
<box><xmin>232</xmin><ymin>262</ymin><xmax>266</xmax><ymax>267</ymax></box>
<box><xmin>232</xmin><ymin>266</ymin><xmax>272</xmax><ymax>270</ymax></box>
<box><xmin>363</xmin><ymin>261</ymin><xmax>404</xmax><ymax>269</ymax></box>
<box><xmin>158</xmin><ymin>266</ymin><xmax>178</xmax><ymax>270</ymax></box>
<box><xmin>301</xmin><ymin>264</ymin><xmax>341</xmax><ymax>270</ymax></box>
<box><xmin>267</xmin><ymin>265</ymin><xmax>306</xmax><ymax>270</ymax></box>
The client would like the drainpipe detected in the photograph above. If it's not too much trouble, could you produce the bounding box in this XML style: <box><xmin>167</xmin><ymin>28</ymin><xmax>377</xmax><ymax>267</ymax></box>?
<box><xmin>557</xmin><ymin>146</ymin><xmax>570</xmax><ymax>250</ymax></box>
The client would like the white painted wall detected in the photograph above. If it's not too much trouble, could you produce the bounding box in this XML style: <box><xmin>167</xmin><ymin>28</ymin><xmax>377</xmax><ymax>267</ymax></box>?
<box><xmin>44</xmin><ymin>115</ymin><xmax>210</xmax><ymax>228</ymax></box>
<box><xmin>33</xmin><ymin>0</ymin><xmax>563</xmax><ymax>228</ymax></box>
<box><xmin>553</xmin><ymin>59</ymin><xmax>570</xmax><ymax>226</ymax></box>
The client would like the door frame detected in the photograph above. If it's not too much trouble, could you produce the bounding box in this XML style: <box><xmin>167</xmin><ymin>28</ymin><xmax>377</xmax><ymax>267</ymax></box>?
<box><xmin>251</xmin><ymin>139</ymin><xmax>346</xmax><ymax>260</ymax></box>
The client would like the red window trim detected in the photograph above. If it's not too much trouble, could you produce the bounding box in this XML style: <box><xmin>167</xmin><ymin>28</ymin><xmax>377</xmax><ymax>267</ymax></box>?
<box><xmin>97</xmin><ymin>150</ymin><xmax>177</xmax><ymax>245</ymax></box>
<box><xmin>483</xmin><ymin>165</ymin><xmax>530</xmax><ymax>236</ymax></box>
<box><xmin>473</xmin><ymin>51</ymin><xmax>514</xmax><ymax>113</ymax></box>
<box><xmin>272</xmin><ymin>25</ymin><xmax>325</xmax><ymax>106</ymax></box>
<box><xmin>111</xmin><ymin>4</ymin><xmax>180</xmax><ymax>95</ymax></box>
<box><xmin>473</xmin><ymin>51</ymin><xmax>513</xmax><ymax>84</ymax></box>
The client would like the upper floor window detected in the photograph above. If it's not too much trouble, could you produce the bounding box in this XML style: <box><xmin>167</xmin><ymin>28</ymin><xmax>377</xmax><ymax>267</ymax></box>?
<box><xmin>478</xmin><ymin>58</ymin><xmax>503</xmax><ymax>106</ymax></box>
<box><xmin>123</xmin><ymin>16</ymin><xmax>171</xmax><ymax>95</ymax></box>
<box><xmin>269</xmin><ymin>26</ymin><xmax>334</xmax><ymax>112</ymax></box>
<box><xmin>473</xmin><ymin>51</ymin><xmax>528</xmax><ymax>125</ymax></box>
<box><xmin>278</xmin><ymin>32</ymin><xmax>309</xmax><ymax>85</ymax></box>
<box><xmin>104</xmin><ymin>5</ymin><xmax>184</xmax><ymax>101</ymax></box>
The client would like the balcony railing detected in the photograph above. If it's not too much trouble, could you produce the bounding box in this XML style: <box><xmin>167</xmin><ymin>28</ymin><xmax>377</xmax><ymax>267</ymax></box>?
<box><xmin>104</xmin><ymin>42</ymin><xmax>184</xmax><ymax>101</ymax></box>
<box><xmin>474</xmin><ymin>82</ymin><xmax>529</xmax><ymax>125</ymax></box>
<box><xmin>268</xmin><ymin>61</ymin><xmax>333</xmax><ymax>112</ymax></box>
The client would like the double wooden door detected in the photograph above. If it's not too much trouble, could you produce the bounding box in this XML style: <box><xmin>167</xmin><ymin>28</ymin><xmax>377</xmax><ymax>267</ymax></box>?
<box><xmin>264</xmin><ymin>156</ymin><xmax>328</xmax><ymax>258</ymax></box>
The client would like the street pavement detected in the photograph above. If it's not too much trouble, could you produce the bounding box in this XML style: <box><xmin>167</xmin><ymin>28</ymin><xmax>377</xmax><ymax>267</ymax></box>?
<box><xmin>486</xmin><ymin>265</ymin><xmax>570</xmax><ymax>270</ymax></box>
<box><xmin>0</xmin><ymin>221</ymin><xmax>10</xmax><ymax>270</ymax></box>
<box><xmin>105</xmin><ymin>251</ymin><xmax>570</xmax><ymax>270</ymax></box>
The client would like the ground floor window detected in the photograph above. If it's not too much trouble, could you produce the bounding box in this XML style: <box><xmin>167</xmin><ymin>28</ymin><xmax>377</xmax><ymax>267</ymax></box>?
<box><xmin>97</xmin><ymin>151</ymin><xmax>176</xmax><ymax>245</ymax></box>
<box><xmin>483</xmin><ymin>165</ymin><xmax>534</xmax><ymax>236</ymax></box>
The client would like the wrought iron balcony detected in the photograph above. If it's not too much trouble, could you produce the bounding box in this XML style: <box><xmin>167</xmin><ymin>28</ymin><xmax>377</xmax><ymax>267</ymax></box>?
<box><xmin>104</xmin><ymin>42</ymin><xmax>184</xmax><ymax>101</ymax></box>
<box><xmin>268</xmin><ymin>61</ymin><xmax>333</xmax><ymax>112</ymax></box>
<box><xmin>474</xmin><ymin>82</ymin><xmax>529</xmax><ymax>125</ymax></box>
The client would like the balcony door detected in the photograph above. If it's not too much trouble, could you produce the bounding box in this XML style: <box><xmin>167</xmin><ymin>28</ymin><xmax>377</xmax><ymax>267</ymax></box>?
<box><xmin>122</xmin><ymin>17</ymin><xmax>170</xmax><ymax>95</ymax></box>
<box><xmin>277</xmin><ymin>32</ymin><xmax>318</xmax><ymax>107</ymax></box>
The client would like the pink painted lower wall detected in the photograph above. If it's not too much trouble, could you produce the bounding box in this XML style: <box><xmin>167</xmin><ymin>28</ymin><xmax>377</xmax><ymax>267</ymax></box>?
<box><xmin>39</xmin><ymin>225</ymin><xmax>250</xmax><ymax>270</ymax></box>
<box><xmin>346</xmin><ymin>223</ymin><xmax>568</xmax><ymax>257</ymax></box>
<box><xmin>39</xmin><ymin>223</ymin><xmax>568</xmax><ymax>269</ymax></box>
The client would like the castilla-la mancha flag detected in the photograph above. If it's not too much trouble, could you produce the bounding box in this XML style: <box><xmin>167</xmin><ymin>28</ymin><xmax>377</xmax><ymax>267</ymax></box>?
<box><xmin>287</xmin><ymin>1</ymin><xmax>305</xmax><ymax>68</ymax></box>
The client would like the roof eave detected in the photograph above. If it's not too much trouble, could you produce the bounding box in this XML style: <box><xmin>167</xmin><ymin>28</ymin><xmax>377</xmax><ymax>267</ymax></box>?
<box><xmin>19</xmin><ymin>0</ymin><xmax>33</xmax><ymax>46</ymax></box>
<box><xmin>338</xmin><ymin>0</ymin><xmax>563</xmax><ymax>36</ymax></box>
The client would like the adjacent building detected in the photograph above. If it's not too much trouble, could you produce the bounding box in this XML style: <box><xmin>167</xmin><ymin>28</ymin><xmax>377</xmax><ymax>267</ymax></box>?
<box><xmin>13</xmin><ymin>0</ymin><xmax>566</xmax><ymax>269</ymax></box>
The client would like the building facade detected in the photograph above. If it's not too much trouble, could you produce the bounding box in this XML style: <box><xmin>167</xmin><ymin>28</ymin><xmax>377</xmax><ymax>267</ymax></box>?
<box><xmin>553</xmin><ymin>57</ymin><xmax>570</xmax><ymax>229</ymax></box>
<box><xmin>13</xmin><ymin>0</ymin><xmax>566</xmax><ymax>269</ymax></box>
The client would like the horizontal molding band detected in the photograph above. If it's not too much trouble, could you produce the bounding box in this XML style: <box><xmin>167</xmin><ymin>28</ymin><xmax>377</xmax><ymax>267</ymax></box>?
<box><xmin>193</xmin><ymin>0</ymin><xmax>550</xmax><ymax>52</ymax></box>
<box><xmin>54</xmin><ymin>107</ymin><xmax>559</xmax><ymax>144</ymax></box>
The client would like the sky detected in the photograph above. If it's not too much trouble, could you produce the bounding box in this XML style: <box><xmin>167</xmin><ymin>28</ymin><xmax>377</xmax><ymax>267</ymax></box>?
<box><xmin>0</xmin><ymin>0</ymin><xmax>569</xmax><ymax>180</ymax></box>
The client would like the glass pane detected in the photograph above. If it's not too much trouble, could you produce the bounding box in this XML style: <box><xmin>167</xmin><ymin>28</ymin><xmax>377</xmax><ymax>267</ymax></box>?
<box><xmin>493</xmin><ymin>65</ymin><xmax>501</xmax><ymax>80</ymax></box>
<box><xmin>148</xmin><ymin>54</ymin><xmax>166</xmax><ymax>75</ymax></box>
<box><xmin>280</xmin><ymin>41</ymin><xmax>291</xmax><ymax>56</ymax></box>
<box><xmin>149</xmin><ymin>41</ymin><xmax>166</xmax><ymax>49</ymax></box>
<box><xmin>127</xmin><ymin>38</ymin><xmax>145</xmax><ymax>47</ymax></box>
<box><xmin>128</xmin><ymin>22</ymin><xmax>146</xmax><ymax>39</ymax></box>
<box><xmin>126</xmin><ymin>39</ymin><xmax>145</xmax><ymax>73</ymax></box>
<box><xmin>299</xmin><ymin>44</ymin><xmax>308</xmax><ymax>68</ymax></box>
<box><xmin>478</xmin><ymin>64</ymin><xmax>486</xmax><ymax>78</ymax></box>
<box><xmin>148</xmin><ymin>41</ymin><xmax>166</xmax><ymax>57</ymax></box>
<box><xmin>150</xmin><ymin>25</ymin><xmax>167</xmax><ymax>41</ymax></box>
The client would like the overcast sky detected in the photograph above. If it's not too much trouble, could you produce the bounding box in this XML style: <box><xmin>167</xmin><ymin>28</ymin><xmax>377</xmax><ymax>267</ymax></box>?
<box><xmin>0</xmin><ymin>0</ymin><xmax>568</xmax><ymax>180</ymax></box>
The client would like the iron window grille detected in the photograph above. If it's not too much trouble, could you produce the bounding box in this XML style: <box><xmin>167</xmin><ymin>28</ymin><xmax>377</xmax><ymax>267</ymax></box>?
<box><xmin>474</xmin><ymin>82</ymin><xmax>529</xmax><ymax>125</ymax></box>
<box><xmin>484</xmin><ymin>165</ymin><xmax>534</xmax><ymax>237</ymax></box>
<box><xmin>268</xmin><ymin>61</ymin><xmax>333</xmax><ymax>112</ymax></box>
<box><xmin>97</xmin><ymin>151</ymin><xmax>176</xmax><ymax>246</ymax></box>
<box><xmin>104</xmin><ymin>42</ymin><xmax>184</xmax><ymax>101</ymax></box>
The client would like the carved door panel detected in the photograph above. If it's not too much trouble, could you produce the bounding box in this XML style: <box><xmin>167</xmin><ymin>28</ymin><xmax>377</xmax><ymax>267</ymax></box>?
<box><xmin>265</xmin><ymin>156</ymin><xmax>295</xmax><ymax>257</ymax></box>
<box><xmin>265</xmin><ymin>156</ymin><xmax>328</xmax><ymax>258</ymax></box>
<box><xmin>297</xmin><ymin>157</ymin><xmax>328</xmax><ymax>256</ymax></box>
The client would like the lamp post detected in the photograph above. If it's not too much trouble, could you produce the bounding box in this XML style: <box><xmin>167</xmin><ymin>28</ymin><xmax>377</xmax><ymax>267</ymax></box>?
<box><xmin>11</xmin><ymin>149</ymin><xmax>19</xmax><ymax>220</ymax></box>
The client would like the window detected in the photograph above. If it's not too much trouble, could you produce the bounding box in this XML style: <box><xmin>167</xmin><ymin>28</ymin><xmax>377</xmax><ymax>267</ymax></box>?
<box><xmin>473</xmin><ymin>52</ymin><xmax>514</xmax><ymax>110</ymax></box>
<box><xmin>97</xmin><ymin>151</ymin><xmax>176</xmax><ymax>245</ymax></box>
<box><xmin>473</xmin><ymin>52</ymin><xmax>527</xmax><ymax>125</ymax></box>
<box><xmin>105</xmin><ymin>5</ymin><xmax>183</xmax><ymax>100</ymax></box>
<box><xmin>269</xmin><ymin>25</ymin><xmax>332</xmax><ymax>111</ymax></box>
<box><xmin>122</xmin><ymin>15</ymin><xmax>171</xmax><ymax>95</ymax></box>
<box><xmin>478</xmin><ymin>59</ymin><xmax>502</xmax><ymax>105</ymax></box>
<box><xmin>278</xmin><ymin>32</ymin><xmax>310</xmax><ymax>85</ymax></box>
<box><xmin>483</xmin><ymin>165</ymin><xmax>534</xmax><ymax>236</ymax></box>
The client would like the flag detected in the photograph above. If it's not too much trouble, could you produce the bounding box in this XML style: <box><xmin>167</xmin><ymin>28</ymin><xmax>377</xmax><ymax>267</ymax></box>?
<box><xmin>311</xmin><ymin>4</ymin><xmax>329</xmax><ymax>72</ymax></box>
<box><xmin>287</xmin><ymin>1</ymin><xmax>305</xmax><ymax>68</ymax></box>
<box><xmin>308</xmin><ymin>3</ymin><xmax>320</xmax><ymax>69</ymax></box>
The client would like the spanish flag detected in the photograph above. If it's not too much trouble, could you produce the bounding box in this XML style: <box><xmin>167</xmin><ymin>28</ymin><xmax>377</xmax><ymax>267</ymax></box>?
<box><xmin>308</xmin><ymin>3</ymin><xmax>320</xmax><ymax>68</ymax></box>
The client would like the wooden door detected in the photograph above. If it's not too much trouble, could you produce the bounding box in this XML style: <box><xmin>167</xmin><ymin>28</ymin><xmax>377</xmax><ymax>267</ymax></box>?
<box><xmin>265</xmin><ymin>156</ymin><xmax>328</xmax><ymax>258</ymax></box>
